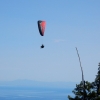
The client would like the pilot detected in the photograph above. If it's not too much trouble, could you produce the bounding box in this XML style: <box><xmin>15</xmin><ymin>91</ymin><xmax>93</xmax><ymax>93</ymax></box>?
<box><xmin>41</xmin><ymin>44</ymin><xmax>44</xmax><ymax>48</ymax></box>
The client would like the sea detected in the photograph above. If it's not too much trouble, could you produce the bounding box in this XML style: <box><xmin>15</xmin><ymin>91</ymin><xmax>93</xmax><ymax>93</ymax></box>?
<box><xmin>0</xmin><ymin>86</ymin><xmax>73</xmax><ymax>100</ymax></box>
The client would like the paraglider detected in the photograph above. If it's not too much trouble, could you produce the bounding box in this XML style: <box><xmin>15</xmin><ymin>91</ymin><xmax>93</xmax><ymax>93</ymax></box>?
<box><xmin>37</xmin><ymin>20</ymin><xmax>46</xmax><ymax>48</ymax></box>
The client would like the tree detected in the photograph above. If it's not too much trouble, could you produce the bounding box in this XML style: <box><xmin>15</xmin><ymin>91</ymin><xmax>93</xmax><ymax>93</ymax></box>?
<box><xmin>91</xmin><ymin>63</ymin><xmax>100</xmax><ymax>98</ymax></box>
<box><xmin>68</xmin><ymin>81</ymin><xmax>96</xmax><ymax>100</ymax></box>
<box><xmin>68</xmin><ymin>63</ymin><xmax>100</xmax><ymax>100</ymax></box>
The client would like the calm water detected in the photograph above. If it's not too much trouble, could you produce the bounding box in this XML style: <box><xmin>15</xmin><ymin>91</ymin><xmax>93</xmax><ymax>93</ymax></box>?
<box><xmin>0</xmin><ymin>87</ymin><xmax>73</xmax><ymax>100</ymax></box>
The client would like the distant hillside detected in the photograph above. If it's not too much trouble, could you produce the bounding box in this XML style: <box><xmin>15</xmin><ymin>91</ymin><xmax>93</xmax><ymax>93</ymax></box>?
<box><xmin>0</xmin><ymin>80</ymin><xmax>78</xmax><ymax>88</ymax></box>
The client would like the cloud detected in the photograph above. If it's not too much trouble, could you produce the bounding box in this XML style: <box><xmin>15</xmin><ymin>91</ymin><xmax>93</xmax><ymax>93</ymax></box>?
<box><xmin>54</xmin><ymin>39</ymin><xmax>66</xmax><ymax>43</ymax></box>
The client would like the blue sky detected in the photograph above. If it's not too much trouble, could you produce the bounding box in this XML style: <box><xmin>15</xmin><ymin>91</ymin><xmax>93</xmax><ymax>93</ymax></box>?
<box><xmin>0</xmin><ymin>0</ymin><xmax>100</xmax><ymax>82</ymax></box>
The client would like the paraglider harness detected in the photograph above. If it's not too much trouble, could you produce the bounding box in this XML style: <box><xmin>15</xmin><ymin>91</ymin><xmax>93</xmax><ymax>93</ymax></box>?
<box><xmin>41</xmin><ymin>44</ymin><xmax>44</xmax><ymax>48</ymax></box>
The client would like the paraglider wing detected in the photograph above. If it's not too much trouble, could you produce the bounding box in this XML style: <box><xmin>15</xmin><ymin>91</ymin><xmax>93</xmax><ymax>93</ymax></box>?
<box><xmin>37</xmin><ymin>20</ymin><xmax>46</xmax><ymax>36</ymax></box>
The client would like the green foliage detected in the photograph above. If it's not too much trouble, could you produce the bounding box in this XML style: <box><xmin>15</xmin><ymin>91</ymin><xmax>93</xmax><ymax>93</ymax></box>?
<box><xmin>68</xmin><ymin>63</ymin><xmax>100</xmax><ymax>100</ymax></box>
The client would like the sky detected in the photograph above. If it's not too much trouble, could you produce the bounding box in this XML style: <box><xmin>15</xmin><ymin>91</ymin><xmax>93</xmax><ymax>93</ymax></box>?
<box><xmin>0</xmin><ymin>0</ymin><xmax>100</xmax><ymax>83</ymax></box>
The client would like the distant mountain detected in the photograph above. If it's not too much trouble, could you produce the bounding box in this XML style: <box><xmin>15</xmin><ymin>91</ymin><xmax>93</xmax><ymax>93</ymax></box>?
<box><xmin>0</xmin><ymin>80</ymin><xmax>78</xmax><ymax>88</ymax></box>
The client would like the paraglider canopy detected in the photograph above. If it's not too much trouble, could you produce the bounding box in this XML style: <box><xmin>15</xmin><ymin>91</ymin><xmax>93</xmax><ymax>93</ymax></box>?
<box><xmin>37</xmin><ymin>20</ymin><xmax>46</xmax><ymax>36</ymax></box>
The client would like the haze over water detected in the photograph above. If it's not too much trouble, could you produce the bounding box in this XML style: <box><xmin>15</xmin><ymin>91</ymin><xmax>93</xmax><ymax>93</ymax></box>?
<box><xmin>0</xmin><ymin>86</ymin><xmax>72</xmax><ymax>100</ymax></box>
